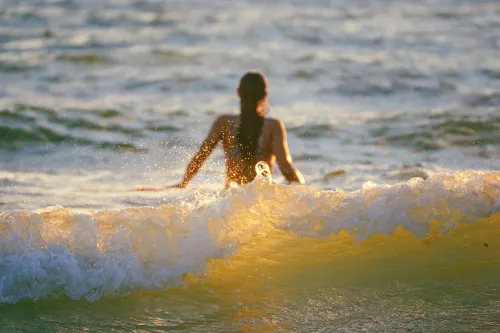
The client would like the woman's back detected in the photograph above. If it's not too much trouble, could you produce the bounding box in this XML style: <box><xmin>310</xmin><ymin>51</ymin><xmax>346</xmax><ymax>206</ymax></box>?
<box><xmin>214</xmin><ymin>114</ymin><xmax>302</xmax><ymax>187</ymax></box>
<box><xmin>219</xmin><ymin>114</ymin><xmax>275</xmax><ymax>185</ymax></box>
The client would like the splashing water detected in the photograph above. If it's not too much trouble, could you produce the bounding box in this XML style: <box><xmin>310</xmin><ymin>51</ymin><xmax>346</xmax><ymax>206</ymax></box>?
<box><xmin>1</xmin><ymin>170</ymin><xmax>499</xmax><ymax>305</ymax></box>
<box><xmin>255</xmin><ymin>161</ymin><xmax>272</xmax><ymax>182</ymax></box>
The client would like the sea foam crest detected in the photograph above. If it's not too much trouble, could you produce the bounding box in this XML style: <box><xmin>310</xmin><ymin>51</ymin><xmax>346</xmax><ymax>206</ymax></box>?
<box><xmin>0</xmin><ymin>171</ymin><xmax>499</xmax><ymax>303</ymax></box>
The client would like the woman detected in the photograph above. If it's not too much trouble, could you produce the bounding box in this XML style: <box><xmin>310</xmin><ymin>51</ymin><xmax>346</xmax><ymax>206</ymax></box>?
<box><xmin>140</xmin><ymin>71</ymin><xmax>304</xmax><ymax>190</ymax></box>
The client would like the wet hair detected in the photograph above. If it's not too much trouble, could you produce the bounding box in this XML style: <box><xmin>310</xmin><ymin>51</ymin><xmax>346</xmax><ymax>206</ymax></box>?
<box><xmin>236</xmin><ymin>71</ymin><xmax>267</xmax><ymax>161</ymax></box>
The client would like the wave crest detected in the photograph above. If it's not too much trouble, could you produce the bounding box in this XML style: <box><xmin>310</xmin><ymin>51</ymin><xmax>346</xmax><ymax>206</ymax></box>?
<box><xmin>1</xmin><ymin>171</ymin><xmax>499</xmax><ymax>303</ymax></box>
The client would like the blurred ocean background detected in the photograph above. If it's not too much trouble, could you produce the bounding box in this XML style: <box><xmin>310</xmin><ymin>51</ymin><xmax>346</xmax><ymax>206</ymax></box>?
<box><xmin>1</xmin><ymin>0</ymin><xmax>500</xmax><ymax>332</ymax></box>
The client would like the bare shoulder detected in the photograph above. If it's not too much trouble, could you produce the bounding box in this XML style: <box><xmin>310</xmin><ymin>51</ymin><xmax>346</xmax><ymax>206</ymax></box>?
<box><xmin>209</xmin><ymin>114</ymin><xmax>237</xmax><ymax>138</ymax></box>
<box><xmin>213</xmin><ymin>114</ymin><xmax>236</xmax><ymax>128</ymax></box>
<box><xmin>216</xmin><ymin>114</ymin><xmax>236</xmax><ymax>122</ymax></box>
<box><xmin>265</xmin><ymin>117</ymin><xmax>286</xmax><ymax>131</ymax></box>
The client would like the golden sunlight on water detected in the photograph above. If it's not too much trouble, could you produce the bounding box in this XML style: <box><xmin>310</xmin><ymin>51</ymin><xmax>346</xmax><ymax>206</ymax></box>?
<box><xmin>1</xmin><ymin>208</ymin><xmax>499</xmax><ymax>332</ymax></box>
<box><xmin>193</xmin><ymin>213</ymin><xmax>500</xmax><ymax>331</ymax></box>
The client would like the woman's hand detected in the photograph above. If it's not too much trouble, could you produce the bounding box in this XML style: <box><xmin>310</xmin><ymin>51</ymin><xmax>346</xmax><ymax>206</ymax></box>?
<box><xmin>135</xmin><ymin>182</ymin><xmax>187</xmax><ymax>191</ymax></box>
<box><xmin>168</xmin><ymin>182</ymin><xmax>187</xmax><ymax>189</ymax></box>
<box><xmin>135</xmin><ymin>186</ymin><xmax>165</xmax><ymax>192</ymax></box>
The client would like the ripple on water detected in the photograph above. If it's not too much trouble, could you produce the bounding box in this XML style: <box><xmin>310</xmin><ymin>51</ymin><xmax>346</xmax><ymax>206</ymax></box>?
<box><xmin>0</xmin><ymin>104</ymin><xmax>151</xmax><ymax>151</ymax></box>
<box><xmin>480</xmin><ymin>68</ymin><xmax>500</xmax><ymax>80</ymax></box>
<box><xmin>55</xmin><ymin>54</ymin><xmax>116</xmax><ymax>64</ymax></box>
<box><xmin>368</xmin><ymin>109</ymin><xmax>500</xmax><ymax>150</ymax></box>
<box><xmin>0</xmin><ymin>60</ymin><xmax>40</xmax><ymax>73</ymax></box>
<box><xmin>462</xmin><ymin>90</ymin><xmax>500</xmax><ymax>108</ymax></box>
<box><xmin>289</xmin><ymin>123</ymin><xmax>339</xmax><ymax>139</ymax></box>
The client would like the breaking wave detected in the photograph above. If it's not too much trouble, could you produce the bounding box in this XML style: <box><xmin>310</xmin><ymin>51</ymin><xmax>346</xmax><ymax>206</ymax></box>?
<box><xmin>0</xmin><ymin>170</ymin><xmax>499</xmax><ymax>303</ymax></box>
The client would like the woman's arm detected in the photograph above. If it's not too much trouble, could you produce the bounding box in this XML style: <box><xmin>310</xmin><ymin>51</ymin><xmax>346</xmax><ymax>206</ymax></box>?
<box><xmin>173</xmin><ymin>116</ymin><xmax>224</xmax><ymax>188</ymax></box>
<box><xmin>136</xmin><ymin>116</ymin><xmax>223</xmax><ymax>191</ymax></box>
<box><xmin>272</xmin><ymin>119</ymin><xmax>305</xmax><ymax>184</ymax></box>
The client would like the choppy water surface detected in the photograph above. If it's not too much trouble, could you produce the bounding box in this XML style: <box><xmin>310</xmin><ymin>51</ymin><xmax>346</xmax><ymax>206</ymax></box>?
<box><xmin>1</xmin><ymin>0</ymin><xmax>500</xmax><ymax>332</ymax></box>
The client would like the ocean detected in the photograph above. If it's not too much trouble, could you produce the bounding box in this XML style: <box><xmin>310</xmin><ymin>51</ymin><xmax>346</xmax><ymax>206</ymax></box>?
<box><xmin>1</xmin><ymin>0</ymin><xmax>500</xmax><ymax>331</ymax></box>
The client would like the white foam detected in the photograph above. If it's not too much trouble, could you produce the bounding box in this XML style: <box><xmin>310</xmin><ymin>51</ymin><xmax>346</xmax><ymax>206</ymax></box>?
<box><xmin>1</xmin><ymin>171</ymin><xmax>499</xmax><ymax>303</ymax></box>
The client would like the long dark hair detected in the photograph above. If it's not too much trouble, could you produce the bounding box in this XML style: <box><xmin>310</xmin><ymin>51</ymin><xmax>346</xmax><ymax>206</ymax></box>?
<box><xmin>236</xmin><ymin>71</ymin><xmax>267</xmax><ymax>161</ymax></box>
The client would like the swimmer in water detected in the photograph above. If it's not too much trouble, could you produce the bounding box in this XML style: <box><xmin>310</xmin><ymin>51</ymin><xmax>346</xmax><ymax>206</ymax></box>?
<box><xmin>138</xmin><ymin>71</ymin><xmax>304</xmax><ymax>190</ymax></box>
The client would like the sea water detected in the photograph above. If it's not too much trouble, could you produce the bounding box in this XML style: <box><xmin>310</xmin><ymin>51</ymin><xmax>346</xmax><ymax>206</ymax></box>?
<box><xmin>1</xmin><ymin>0</ymin><xmax>500</xmax><ymax>332</ymax></box>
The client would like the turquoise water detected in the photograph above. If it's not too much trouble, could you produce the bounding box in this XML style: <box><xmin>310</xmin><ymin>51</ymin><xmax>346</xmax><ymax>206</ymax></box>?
<box><xmin>1</xmin><ymin>0</ymin><xmax>500</xmax><ymax>331</ymax></box>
